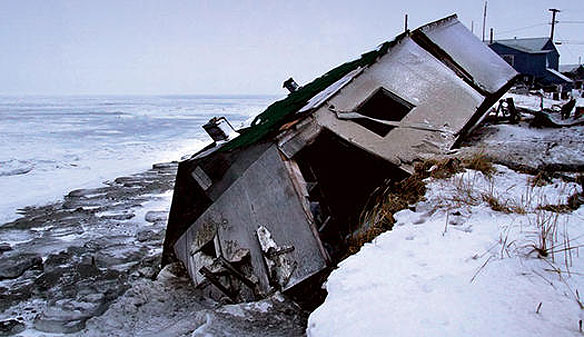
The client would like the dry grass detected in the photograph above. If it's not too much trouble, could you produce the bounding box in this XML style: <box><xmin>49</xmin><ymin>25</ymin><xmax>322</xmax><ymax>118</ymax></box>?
<box><xmin>482</xmin><ymin>193</ymin><xmax>526</xmax><ymax>214</ymax></box>
<box><xmin>346</xmin><ymin>159</ymin><xmax>441</xmax><ymax>254</ymax></box>
<box><xmin>481</xmin><ymin>182</ymin><xmax>527</xmax><ymax>214</ymax></box>
<box><xmin>348</xmin><ymin>156</ymin><xmax>489</xmax><ymax>253</ymax></box>
<box><xmin>530</xmin><ymin>171</ymin><xmax>553</xmax><ymax>187</ymax></box>
<box><xmin>347</xmin><ymin>153</ymin><xmax>579</xmax><ymax>254</ymax></box>
<box><xmin>446</xmin><ymin>173</ymin><xmax>481</xmax><ymax>207</ymax></box>
<box><xmin>567</xmin><ymin>192</ymin><xmax>584</xmax><ymax>210</ymax></box>
<box><xmin>526</xmin><ymin>210</ymin><xmax>581</xmax><ymax>263</ymax></box>
<box><xmin>537</xmin><ymin>204</ymin><xmax>573</xmax><ymax>213</ymax></box>
<box><xmin>462</xmin><ymin>152</ymin><xmax>496</xmax><ymax>178</ymax></box>
<box><xmin>536</xmin><ymin>177</ymin><xmax>584</xmax><ymax>213</ymax></box>
<box><xmin>420</xmin><ymin>157</ymin><xmax>465</xmax><ymax>180</ymax></box>
<box><xmin>531</xmin><ymin>211</ymin><xmax>559</xmax><ymax>258</ymax></box>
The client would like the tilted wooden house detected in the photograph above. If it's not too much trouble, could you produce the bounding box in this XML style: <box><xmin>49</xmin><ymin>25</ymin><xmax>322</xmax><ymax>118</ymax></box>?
<box><xmin>162</xmin><ymin>15</ymin><xmax>518</xmax><ymax>302</ymax></box>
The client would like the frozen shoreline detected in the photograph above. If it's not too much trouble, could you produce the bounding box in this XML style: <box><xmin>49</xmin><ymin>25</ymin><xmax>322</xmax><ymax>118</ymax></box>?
<box><xmin>0</xmin><ymin>137</ymin><xmax>209</xmax><ymax>225</ymax></box>
<box><xmin>0</xmin><ymin>95</ymin><xmax>275</xmax><ymax>225</ymax></box>
<box><xmin>0</xmin><ymin>139</ymin><xmax>207</xmax><ymax>226</ymax></box>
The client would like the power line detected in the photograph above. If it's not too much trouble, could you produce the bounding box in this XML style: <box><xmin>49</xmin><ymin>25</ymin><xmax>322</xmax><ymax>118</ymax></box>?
<box><xmin>558</xmin><ymin>21</ymin><xmax>584</xmax><ymax>24</ymax></box>
<box><xmin>496</xmin><ymin>23</ymin><xmax>547</xmax><ymax>35</ymax></box>
<box><xmin>555</xmin><ymin>32</ymin><xmax>579</xmax><ymax>62</ymax></box>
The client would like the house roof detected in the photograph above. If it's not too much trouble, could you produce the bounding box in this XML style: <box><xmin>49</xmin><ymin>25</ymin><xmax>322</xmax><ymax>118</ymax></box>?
<box><xmin>547</xmin><ymin>68</ymin><xmax>573</xmax><ymax>83</ymax></box>
<box><xmin>491</xmin><ymin>37</ymin><xmax>554</xmax><ymax>54</ymax></box>
<box><xmin>218</xmin><ymin>14</ymin><xmax>516</xmax><ymax>153</ymax></box>
<box><xmin>220</xmin><ymin>36</ymin><xmax>401</xmax><ymax>152</ymax></box>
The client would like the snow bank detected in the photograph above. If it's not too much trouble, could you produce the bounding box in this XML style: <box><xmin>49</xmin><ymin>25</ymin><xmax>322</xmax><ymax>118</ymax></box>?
<box><xmin>308</xmin><ymin>166</ymin><xmax>584</xmax><ymax>336</ymax></box>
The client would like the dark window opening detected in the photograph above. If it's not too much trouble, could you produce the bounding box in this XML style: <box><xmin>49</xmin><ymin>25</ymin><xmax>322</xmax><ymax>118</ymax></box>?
<box><xmin>502</xmin><ymin>55</ymin><xmax>514</xmax><ymax>66</ymax></box>
<box><xmin>353</xmin><ymin>87</ymin><xmax>414</xmax><ymax>137</ymax></box>
<box><xmin>294</xmin><ymin>130</ymin><xmax>408</xmax><ymax>263</ymax></box>
<box><xmin>199</xmin><ymin>239</ymin><xmax>217</xmax><ymax>258</ymax></box>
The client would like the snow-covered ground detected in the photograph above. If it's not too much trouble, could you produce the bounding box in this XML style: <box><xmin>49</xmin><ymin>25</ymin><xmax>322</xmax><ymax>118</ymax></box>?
<box><xmin>506</xmin><ymin>91</ymin><xmax>584</xmax><ymax>112</ymax></box>
<box><xmin>308</xmin><ymin>164</ymin><xmax>584</xmax><ymax>336</ymax></box>
<box><xmin>309</xmin><ymin>93</ymin><xmax>584</xmax><ymax>337</ymax></box>
<box><xmin>0</xmin><ymin>95</ymin><xmax>274</xmax><ymax>224</ymax></box>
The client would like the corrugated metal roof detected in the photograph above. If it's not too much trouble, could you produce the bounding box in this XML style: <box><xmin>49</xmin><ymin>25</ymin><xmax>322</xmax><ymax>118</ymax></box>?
<box><xmin>492</xmin><ymin>37</ymin><xmax>553</xmax><ymax>54</ymax></box>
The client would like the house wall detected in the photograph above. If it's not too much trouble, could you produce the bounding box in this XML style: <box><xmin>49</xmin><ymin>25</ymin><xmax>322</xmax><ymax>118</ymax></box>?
<box><xmin>546</xmin><ymin>51</ymin><xmax>560</xmax><ymax>71</ymax></box>
<box><xmin>312</xmin><ymin>36</ymin><xmax>485</xmax><ymax>172</ymax></box>
<box><xmin>543</xmin><ymin>40</ymin><xmax>560</xmax><ymax>70</ymax></box>
<box><xmin>173</xmin><ymin>144</ymin><xmax>328</xmax><ymax>297</ymax></box>
<box><xmin>162</xmin><ymin>141</ymin><xmax>272</xmax><ymax>265</ymax></box>
<box><xmin>416</xmin><ymin>18</ymin><xmax>517</xmax><ymax>95</ymax></box>
<box><xmin>489</xmin><ymin>44</ymin><xmax>549</xmax><ymax>78</ymax></box>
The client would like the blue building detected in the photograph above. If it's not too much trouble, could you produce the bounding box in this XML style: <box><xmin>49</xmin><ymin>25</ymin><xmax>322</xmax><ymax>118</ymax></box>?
<box><xmin>489</xmin><ymin>37</ymin><xmax>572</xmax><ymax>86</ymax></box>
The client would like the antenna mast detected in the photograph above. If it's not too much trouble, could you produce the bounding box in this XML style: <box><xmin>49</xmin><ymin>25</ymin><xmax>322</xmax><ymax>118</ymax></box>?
<box><xmin>482</xmin><ymin>1</ymin><xmax>488</xmax><ymax>42</ymax></box>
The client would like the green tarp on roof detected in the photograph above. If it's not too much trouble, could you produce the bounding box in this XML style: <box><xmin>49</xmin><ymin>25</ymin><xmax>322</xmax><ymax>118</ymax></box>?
<box><xmin>220</xmin><ymin>37</ymin><xmax>401</xmax><ymax>152</ymax></box>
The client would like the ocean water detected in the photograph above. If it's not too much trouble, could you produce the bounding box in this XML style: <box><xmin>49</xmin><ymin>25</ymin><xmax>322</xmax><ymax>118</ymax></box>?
<box><xmin>0</xmin><ymin>95</ymin><xmax>276</xmax><ymax>223</ymax></box>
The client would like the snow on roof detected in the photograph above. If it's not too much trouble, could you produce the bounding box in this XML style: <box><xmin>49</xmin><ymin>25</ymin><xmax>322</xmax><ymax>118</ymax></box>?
<box><xmin>492</xmin><ymin>37</ymin><xmax>554</xmax><ymax>54</ymax></box>
<box><xmin>546</xmin><ymin>68</ymin><xmax>573</xmax><ymax>83</ymax></box>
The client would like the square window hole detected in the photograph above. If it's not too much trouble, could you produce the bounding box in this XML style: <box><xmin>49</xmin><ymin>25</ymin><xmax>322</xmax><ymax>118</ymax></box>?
<box><xmin>353</xmin><ymin>87</ymin><xmax>414</xmax><ymax>137</ymax></box>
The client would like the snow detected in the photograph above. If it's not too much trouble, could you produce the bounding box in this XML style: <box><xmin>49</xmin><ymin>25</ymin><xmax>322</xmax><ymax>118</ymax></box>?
<box><xmin>506</xmin><ymin>92</ymin><xmax>561</xmax><ymax>111</ymax></box>
<box><xmin>308</xmin><ymin>166</ymin><xmax>584</xmax><ymax>336</ymax></box>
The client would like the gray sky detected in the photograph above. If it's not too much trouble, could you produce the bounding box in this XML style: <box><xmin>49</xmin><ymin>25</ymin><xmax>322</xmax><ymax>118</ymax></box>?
<box><xmin>1</xmin><ymin>0</ymin><xmax>583</xmax><ymax>95</ymax></box>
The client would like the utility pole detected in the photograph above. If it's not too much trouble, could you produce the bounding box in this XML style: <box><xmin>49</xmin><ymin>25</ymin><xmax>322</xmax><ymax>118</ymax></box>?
<box><xmin>482</xmin><ymin>1</ymin><xmax>488</xmax><ymax>42</ymax></box>
<box><xmin>549</xmin><ymin>8</ymin><xmax>560</xmax><ymax>41</ymax></box>
<box><xmin>405</xmin><ymin>13</ymin><xmax>408</xmax><ymax>32</ymax></box>
<box><xmin>471</xmin><ymin>20</ymin><xmax>474</xmax><ymax>34</ymax></box>
<box><xmin>489</xmin><ymin>28</ymin><xmax>494</xmax><ymax>44</ymax></box>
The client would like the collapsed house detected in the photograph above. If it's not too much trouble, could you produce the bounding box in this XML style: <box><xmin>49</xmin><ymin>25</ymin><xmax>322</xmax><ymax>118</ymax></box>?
<box><xmin>161</xmin><ymin>14</ymin><xmax>518</xmax><ymax>303</ymax></box>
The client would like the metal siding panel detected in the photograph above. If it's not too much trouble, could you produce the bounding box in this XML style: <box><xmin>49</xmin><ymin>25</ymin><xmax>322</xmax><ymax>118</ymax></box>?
<box><xmin>174</xmin><ymin>144</ymin><xmax>327</xmax><ymax>294</ymax></box>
